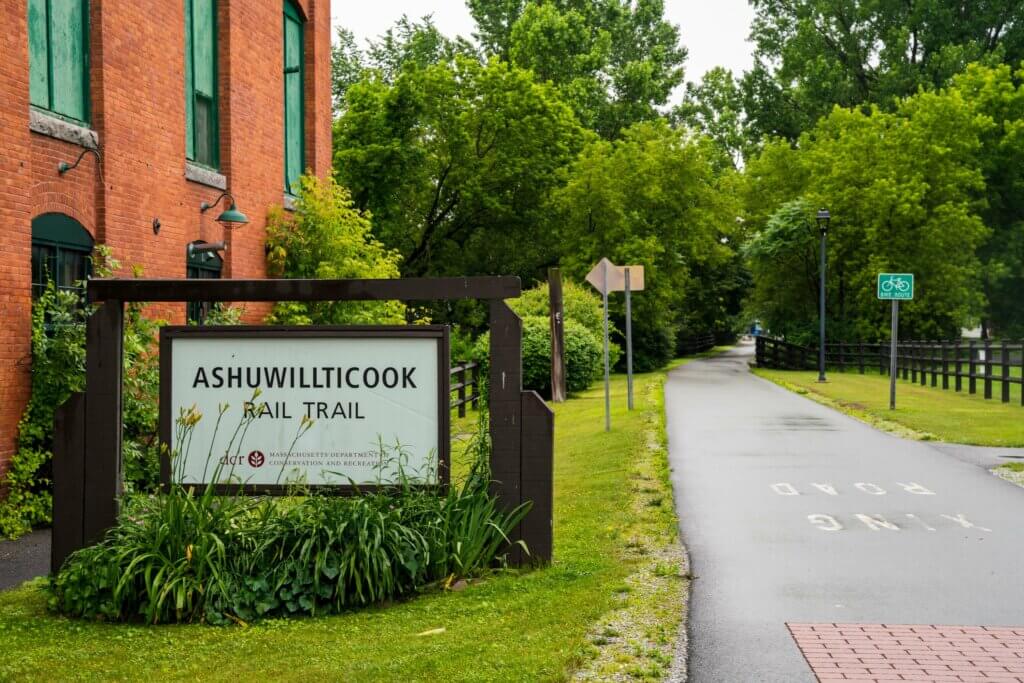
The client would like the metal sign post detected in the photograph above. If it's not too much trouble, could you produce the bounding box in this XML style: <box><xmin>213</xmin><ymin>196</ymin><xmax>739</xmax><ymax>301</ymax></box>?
<box><xmin>602</xmin><ymin>260</ymin><xmax>611</xmax><ymax>431</ymax></box>
<box><xmin>625</xmin><ymin>268</ymin><xmax>634</xmax><ymax>410</ymax></box>
<box><xmin>890</xmin><ymin>300</ymin><xmax>899</xmax><ymax>410</ymax></box>
<box><xmin>878</xmin><ymin>273</ymin><xmax>915</xmax><ymax>410</ymax></box>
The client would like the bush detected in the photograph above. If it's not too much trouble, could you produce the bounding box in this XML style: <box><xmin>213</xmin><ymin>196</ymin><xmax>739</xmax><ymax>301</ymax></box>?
<box><xmin>49</xmin><ymin>418</ymin><xmax>529</xmax><ymax>625</ymax></box>
<box><xmin>265</xmin><ymin>175</ymin><xmax>406</xmax><ymax>325</ymax></box>
<box><xmin>474</xmin><ymin>316</ymin><xmax>610</xmax><ymax>395</ymax></box>
<box><xmin>0</xmin><ymin>249</ymin><xmax>166</xmax><ymax>538</ymax></box>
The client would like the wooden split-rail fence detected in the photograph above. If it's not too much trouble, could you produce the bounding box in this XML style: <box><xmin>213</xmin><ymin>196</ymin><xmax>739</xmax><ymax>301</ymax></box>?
<box><xmin>449</xmin><ymin>361</ymin><xmax>481</xmax><ymax>416</ymax></box>
<box><xmin>755</xmin><ymin>336</ymin><xmax>1024</xmax><ymax>405</ymax></box>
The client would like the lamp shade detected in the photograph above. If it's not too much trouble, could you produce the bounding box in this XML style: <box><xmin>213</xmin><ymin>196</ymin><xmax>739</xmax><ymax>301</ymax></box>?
<box><xmin>216</xmin><ymin>202</ymin><xmax>249</xmax><ymax>225</ymax></box>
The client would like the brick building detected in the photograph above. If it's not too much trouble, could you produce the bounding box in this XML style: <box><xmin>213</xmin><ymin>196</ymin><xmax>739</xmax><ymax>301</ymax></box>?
<box><xmin>0</xmin><ymin>0</ymin><xmax>333</xmax><ymax>477</ymax></box>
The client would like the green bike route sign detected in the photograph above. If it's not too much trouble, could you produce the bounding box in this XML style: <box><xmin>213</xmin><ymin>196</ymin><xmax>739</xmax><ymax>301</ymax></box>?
<box><xmin>877</xmin><ymin>273</ymin><xmax>914</xmax><ymax>301</ymax></box>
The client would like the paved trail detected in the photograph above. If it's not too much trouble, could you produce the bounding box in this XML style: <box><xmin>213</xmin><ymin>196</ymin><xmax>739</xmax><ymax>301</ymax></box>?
<box><xmin>666</xmin><ymin>343</ymin><xmax>1024</xmax><ymax>682</ymax></box>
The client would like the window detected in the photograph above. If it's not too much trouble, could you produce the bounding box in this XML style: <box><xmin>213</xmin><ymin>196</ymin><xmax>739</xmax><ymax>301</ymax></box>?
<box><xmin>28</xmin><ymin>0</ymin><xmax>90</xmax><ymax>124</ymax></box>
<box><xmin>185</xmin><ymin>0</ymin><xmax>219</xmax><ymax>168</ymax></box>
<box><xmin>283</xmin><ymin>1</ymin><xmax>304</xmax><ymax>194</ymax></box>
<box><xmin>186</xmin><ymin>242</ymin><xmax>222</xmax><ymax>324</ymax></box>
<box><xmin>31</xmin><ymin>214</ymin><xmax>94</xmax><ymax>300</ymax></box>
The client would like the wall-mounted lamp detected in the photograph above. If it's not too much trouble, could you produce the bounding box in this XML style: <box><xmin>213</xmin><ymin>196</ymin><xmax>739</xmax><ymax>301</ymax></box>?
<box><xmin>57</xmin><ymin>148</ymin><xmax>103</xmax><ymax>180</ymax></box>
<box><xmin>187</xmin><ymin>241</ymin><xmax>227</xmax><ymax>259</ymax></box>
<box><xmin>199</xmin><ymin>192</ymin><xmax>249</xmax><ymax>227</ymax></box>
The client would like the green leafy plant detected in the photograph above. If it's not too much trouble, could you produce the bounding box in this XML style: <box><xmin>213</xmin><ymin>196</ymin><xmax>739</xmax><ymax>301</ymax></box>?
<box><xmin>49</xmin><ymin>409</ymin><xmax>530</xmax><ymax>625</ymax></box>
<box><xmin>265</xmin><ymin>175</ymin><xmax>406</xmax><ymax>325</ymax></box>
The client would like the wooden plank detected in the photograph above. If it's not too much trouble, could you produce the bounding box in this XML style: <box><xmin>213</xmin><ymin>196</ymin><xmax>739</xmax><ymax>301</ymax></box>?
<box><xmin>88</xmin><ymin>276</ymin><xmax>522</xmax><ymax>303</ymax></box>
<box><xmin>489</xmin><ymin>300</ymin><xmax>523</xmax><ymax>566</ymax></box>
<box><xmin>52</xmin><ymin>393</ymin><xmax>86</xmax><ymax>574</ymax></box>
<box><xmin>548</xmin><ymin>268</ymin><xmax>567</xmax><ymax>403</ymax></box>
<box><xmin>83</xmin><ymin>301</ymin><xmax>124</xmax><ymax>546</ymax></box>
<box><xmin>520</xmin><ymin>391</ymin><xmax>554</xmax><ymax>565</ymax></box>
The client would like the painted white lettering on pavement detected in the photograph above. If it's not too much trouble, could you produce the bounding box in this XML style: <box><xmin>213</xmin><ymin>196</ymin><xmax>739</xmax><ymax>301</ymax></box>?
<box><xmin>854</xmin><ymin>483</ymin><xmax>886</xmax><ymax>495</ymax></box>
<box><xmin>811</xmin><ymin>483</ymin><xmax>839</xmax><ymax>496</ymax></box>
<box><xmin>904</xmin><ymin>514</ymin><xmax>936</xmax><ymax>531</ymax></box>
<box><xmin>771</xmin><ymin>483</ymin><xmax>800</xmax><ymax>496</ymax></box>
<box><xmin>897</xmin><ymin>482</ymin><xmax>936</xmax><ymax>495</ymax></box>
<box><xmin>855</xmin><ymin>514</ymin><xmax>900</xmax><ymax>531</ymax></box>
<box><xmin>940</xmin><ymin>514</ymin><xmax>992</xmax><ymax>532</ymax></box>
<box><xmin>808</xmin><ymin>514</ymin><xmax>843</xmax><ymax>531</ymax></box>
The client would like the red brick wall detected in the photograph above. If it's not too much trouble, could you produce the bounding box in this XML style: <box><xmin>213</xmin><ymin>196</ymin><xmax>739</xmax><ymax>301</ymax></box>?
<box><xmin>0</xmin><ymin>0</ymin><xmax>333</xmax><ymax>476</ymax></box>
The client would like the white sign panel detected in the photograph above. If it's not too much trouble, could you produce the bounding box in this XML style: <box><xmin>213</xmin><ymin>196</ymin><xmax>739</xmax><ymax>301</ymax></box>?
<box><xmin>585</xmin><ymin>259</ymin><xmax>646</xmax><ymax>293</ymax></box>
<box><xmin>162</xmin><ymin>328</ymin><xmax>447</xmax><ymax>489</ymax></box>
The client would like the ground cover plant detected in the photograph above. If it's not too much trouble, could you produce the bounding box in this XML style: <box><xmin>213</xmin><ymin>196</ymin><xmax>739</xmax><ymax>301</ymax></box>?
<box><xmin>754</xmin><ymin>368</ymin><xmax>1024</xmax><ymax>447</ymax></box>
<box><xmin>0</xmin><ymin>355</ymin><xmax>711</xmax><ymax>681</ymax></box>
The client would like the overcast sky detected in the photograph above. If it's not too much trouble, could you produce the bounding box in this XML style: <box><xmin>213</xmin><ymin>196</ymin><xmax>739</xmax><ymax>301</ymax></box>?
<box><xmin>329</xmin><ymin>0</ymin><xmax>756</xmax><ymax>96</ymax></box>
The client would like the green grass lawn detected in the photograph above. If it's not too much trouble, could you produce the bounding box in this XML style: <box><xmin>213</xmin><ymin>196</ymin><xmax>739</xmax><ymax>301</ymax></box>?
<box><xmin>754</xmin><ymin>368</ymin><xmax>1024</xmax><ymax>447</ymax></box>
<box><xmin>0</xmin><ymin>356</ymin><xmax>710</xmax><ymax>682</ymax></box>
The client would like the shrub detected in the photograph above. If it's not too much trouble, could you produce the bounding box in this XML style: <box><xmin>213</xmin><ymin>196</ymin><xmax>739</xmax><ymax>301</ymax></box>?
<box><xmin>0</xmin><ymin>250</ymin><xmax>166</xmax><ymax>538</ymax></box>
<box><xmin>265</xmin><ymin>175</ymin><xmax>406</xmax><ymax>325</ymax></box>
<box><xmin>49</xmin><ymin>415</ymin><xmax>530</xmax><ymax>625</ymax></box>
<box><xmin>474</xmin><ymin>315</ymin><xmax>610</xmax><ymax>395</ymax></box>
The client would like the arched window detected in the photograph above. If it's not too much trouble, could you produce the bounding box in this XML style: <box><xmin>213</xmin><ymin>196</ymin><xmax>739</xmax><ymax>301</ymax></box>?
<box><xmin>283</xmin><ymin>1</ymin><xmax>305</xmax><ymax>194</ymax></box>
<box><xmin>31</xmin><ymin>213</ymin><xmax>94</xmax><ymax>299</ymax></box>
<box><xmin>186</xmin><ymin>241</ymin><xmax>223</xmax><ymax>324</ymax></box>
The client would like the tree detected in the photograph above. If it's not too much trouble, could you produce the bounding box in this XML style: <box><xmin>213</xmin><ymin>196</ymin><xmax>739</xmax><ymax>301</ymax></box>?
<box><xmin>742</xmin><ymin>0</ymin><xmax>1024</xmax><ymax>142</ymax></box>
<box><xmin>676</xmin><ymin>67</ymin><xmax>748</xmax><ymax>169</ymax></box>
<box><xmin>334</xmin><ymin>55</ymin><xmax>585</xmax><ymax>283</ymax></box>
<box><xmin>949</xmin><ymin>63</ymin><xmax>1024</xmax><ymax>337</ymax></box>
<box><xmin>554</xmin><ymin>120</ymin><xmax>742</xmax><ymax>369</ymax></box>
<box><xmin>331</xmin><ymin>27</ymin><xmax>364</xmax><ymax>115</ymax></box>
<box><xmin>743</xmin><ymin>88</ymin><xmax>991</xmax><ymax>341</ymax></box>
<box><xmin>471</xmin><ymin>0</ymin><xmax>687</xmax><ymax>137</ymax></box>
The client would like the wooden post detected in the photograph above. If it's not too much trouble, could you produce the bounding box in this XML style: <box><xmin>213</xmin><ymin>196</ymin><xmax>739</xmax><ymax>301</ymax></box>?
<box><xmin>858</xmin><ymin>341</ymin><xmax>865</xmax><ymax>374</ymax></box>
<box><xmin>520</xmin><ymin>391</ymin><xmax>553</xmax><ymax>564</ymax></box>
<box><xmin>52</xmin><ymin>393</ymin><xmax>86</xmax><ymax>574</ymax></box>
<box><xmin>984</xmin><ymin>339</ymin><xmax>993</xmax><ymax>400</ymax></box>
<box><xmin>1001</xmin><ymin>342</ymin><xmax>1011</xmax><ymax>403</ymax></box>
<box><xmin>83</xmin><ymin>300</ymin><xmax>124</xmax><ymax>547</ymax></box>
<box><xmin>911</xmin><ymin>342</ymin><xmax>918</xmax><ymax>384</ymax></box>
<box><xmin>941</xmin><ymin>342</ymin><xmax>950</xmax><ymax>390</ymax></box>
<box><xmin>548</xmin><ymin>268</ymin><xmax>567</xmax><ymax>403</ymax></box>
<box><xmin>969</xmin><ymin>340</ymin><xmax>977</xmax><ymax>394</ymax></box>
<box><xmin>471</xmin><ymin>363</ymin><xmax>480</xmax><ymax>411</ymax></box>
<box><xmin>955</xmin><ymin>341</ymin><xmax>963</xmax><ymax>392</ymax></box>
<box><xmin>489</xmin><ymin>300</ymin><xmax>524</xmax><ymax>566</ymax></box>
<box><xmin>457</xmin><ymin>364</ymin><xmax>467</xmax><ymax>418</ymax></box>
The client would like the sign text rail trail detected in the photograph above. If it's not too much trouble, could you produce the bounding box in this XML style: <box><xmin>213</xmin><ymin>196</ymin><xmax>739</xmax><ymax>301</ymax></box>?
<box><xmin>160</xmin><ymin>326</ymin><xmax>449</xmax><ymax>492</ymax></box>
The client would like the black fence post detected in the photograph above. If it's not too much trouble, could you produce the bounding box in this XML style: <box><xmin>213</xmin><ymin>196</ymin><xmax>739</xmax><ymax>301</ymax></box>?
<box><xmin>1001</xmin><ymin>342</ymin><xmax>1011</xmax><ymax>404</ymax></box>
<box><xmin>969</xmin><ymin>340</ymin><xmax>977</xmax><ymax>394</ymax></box>
<box><xmin>457</xmin><ymin>364</ymin><xmax>467</xmax><ymax>418</ymax></box>
<box><xmin>471</xmin><ymin>363</ymin><xmax>480</xmax><ymax>411</ymax></box>
<box><xmin>984</xmin><ymin>339</ymin><xmax>993</xmax><ymax>400</ymax></box>
<box><xmin>941</xmin><ymin>342</ymin><xmax>950</xmax><ymax>390</ymax></box>
<box><xmin>955</xmin><ymin>340</ymin><xmax>963</xmax><ymax>392</ymax></box>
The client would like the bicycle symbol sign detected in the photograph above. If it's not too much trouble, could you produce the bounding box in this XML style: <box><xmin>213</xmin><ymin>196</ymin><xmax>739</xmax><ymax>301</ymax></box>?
<box><xmin>877</xmin><ymin>273</ymin><xmax>914</xmax><ymax>300</ymax></box>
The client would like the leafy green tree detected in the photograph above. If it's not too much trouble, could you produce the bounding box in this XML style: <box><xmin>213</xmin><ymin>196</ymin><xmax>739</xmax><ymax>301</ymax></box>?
<box><xmin>743</xmin><ymin>0</ymin><xmax>1024</xmax><ymax>142</ymax></box>
<box><xmin>334</xmin><ymin>56</ymin><xmax>585</xmax><ymax>282</ymax></box>
<box><xmin>471</xmin><ymin>0</ymin><xmax>686</xmax><ymax>137</ymax></box>
<box><xmin>949</xmin><ymin>63</ymin><xmax>1024</xmax><ymax>337</ymax></box>
<box><xmin>331</xmin><ymin>27</ymin><xmax>364</xmax><ymax>114</ymax></box>
<box><xmin>676</xmin><ymin>67</ymin><xmax>748</xmax><ymax>169</ymax></box>
<box><xmin>743</xmin><ymin>87</ymin><xmax>991</xmax><ymax>341</ymax></box>
<box><xmin>554</xmin><ymin>120</ymin><xmax>741</xmax><ymax>369</ymax></box>
<box><xmin>265</xmin><ymin>175</ymin><xmax>406</xmax><ymax>325</ymax></box>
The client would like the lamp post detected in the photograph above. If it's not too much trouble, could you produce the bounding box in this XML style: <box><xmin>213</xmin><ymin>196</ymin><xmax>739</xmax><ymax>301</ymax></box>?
<box><xmin>816</xmin><ymin>208</ymin><xmax>831</xmax><ymax>382</ymax></box>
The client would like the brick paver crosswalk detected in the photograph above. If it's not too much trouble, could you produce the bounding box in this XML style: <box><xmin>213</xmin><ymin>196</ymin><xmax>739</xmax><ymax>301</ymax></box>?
<box><xmin>788</xmin><ymin>623</ymin><xmax>1024</xmax><ymax>682</ymax></box>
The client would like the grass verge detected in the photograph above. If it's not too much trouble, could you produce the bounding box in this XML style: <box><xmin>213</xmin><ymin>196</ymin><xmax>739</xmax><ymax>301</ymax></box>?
<box><xmin>753</xmin><ymin>368</ymin><xmax>1024</xmax><ymax>447</ymax></box>
<box><xmin>0</xmin><ymin>359</ymin><xmax>705</xmax><ymax>682</ymax></box>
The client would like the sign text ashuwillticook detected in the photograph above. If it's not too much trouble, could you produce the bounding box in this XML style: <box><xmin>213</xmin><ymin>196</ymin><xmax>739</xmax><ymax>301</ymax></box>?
<box><xmin>160</xmin><ymin>327</ymin><xmax>449</xmax><ymax>490</ymax></box>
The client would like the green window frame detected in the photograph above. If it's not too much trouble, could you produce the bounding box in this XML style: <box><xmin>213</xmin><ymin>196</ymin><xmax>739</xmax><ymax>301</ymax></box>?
<box><xmin>28</xmin><ymin>0</ymin><xmax>90</xmax><ymax>124</ymax></box>
<box><xmin>186</xmin><ymin>242</ymin><xmax>222</xmax><ymax>324</ymax></box>
<box><xmin>31</xmin><ymin>213</ymin><xmax>94</xmax><ymax>300</ymax></box>
<box><xmin>185</xmin><ymin>0</ymin><xmax>219</xmax><ymax>169</ymax></box>
<box><xmin>283</xmin><ymin>1</ymin><xmax>305</xmax><ymax>194</ymax></box>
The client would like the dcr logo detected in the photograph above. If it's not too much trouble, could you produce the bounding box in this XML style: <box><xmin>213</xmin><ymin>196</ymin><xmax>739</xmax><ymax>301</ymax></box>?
<box><xmin>248</xmin><ymin>450</ymin><xmax>266</xmax><ymax>468</ymax></box>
